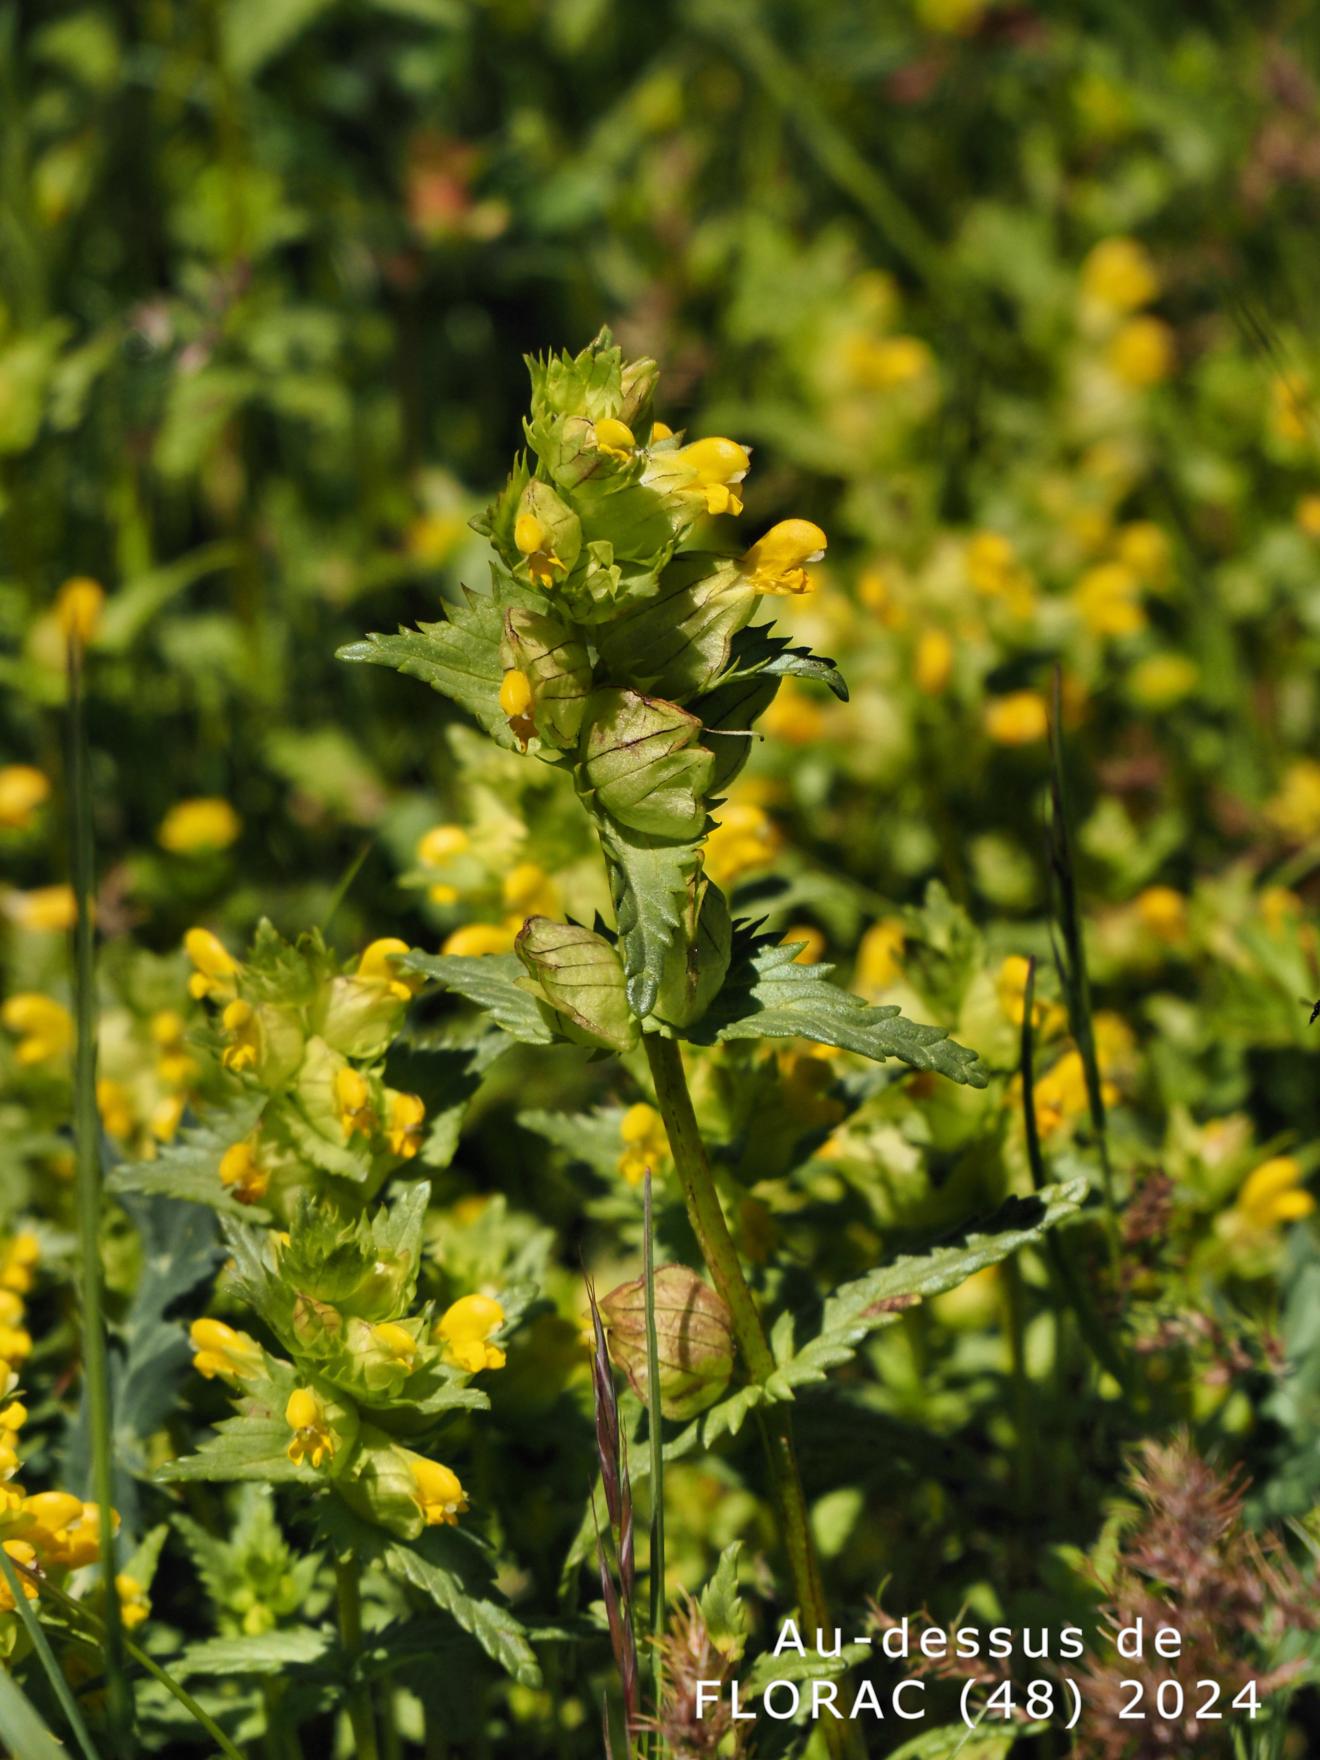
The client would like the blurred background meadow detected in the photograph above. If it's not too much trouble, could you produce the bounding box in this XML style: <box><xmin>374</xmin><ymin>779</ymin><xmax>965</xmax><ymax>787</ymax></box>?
<box><xmin>3</xmin><ymin>0</ymin><xmax>1320</xmax><ymax>1753</ymax></box>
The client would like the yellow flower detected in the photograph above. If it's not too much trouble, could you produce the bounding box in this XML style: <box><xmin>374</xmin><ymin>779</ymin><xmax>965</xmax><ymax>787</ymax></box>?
<box><xmin>417</xmin><ymin>824</ymin><xmax>469</xmax><ymax>867</ymax></box>
<box><xmin>0</xmin><ymin>1540</ymin><xmax>39</xmax><ymax>1609</ymax></box>
<box><xmin>1296</xmin><ymin>494</ymin><xmax>1320</xmax><ymax>538</ymax></box>
<box><xmin>1127</xmin><ymin>653</ymin><xmax>1198</xmax><ymax>710</ymax></box>
<box><xmin>1107</xmin><ymin>316</ymin><xmax>1174</xmax><ymax>387</ymax></box>
<box><xmin>150</xmin><ymin>1093</ymin><xmax>186</xmax><ymax>1143</ymax></box>
<box><xmin>914</xmin><ymin>627</ymin><xmax>954</xmax><ymax>696</ymax></box>
<box><xmin>1266</xmin><ymin>759</ymin><xmax>1320</xmax><ymax>843</ymax></box>
<box><xmin>150</xmin><ymin>1009</ymin><xmax>186</xmax><ymax>1048</ymax></box>
<box><xmin>2</xmin><ymin>994</ymin><xmax>74</xmax><ymax>1066</ymax></box>
<box><xmin>20</xmin><ymin>1492</ymin><xmax>85</xmax><ymax>1556</ymax></box>
<box><xmin>407</xmin><ymin>1454</ymin><xmax>468</xmax><ymax>1527</ymax></box>
<box><xmin>1270</xmin><ymin>374</ymin><xmax>1310</xmax><ymax>445</ymax></box>
<box><xmin>740</xmin><ymin>520</ymin><xmax>828</xmax><ymax>596</ymax></box>
<box><xmin>157</xmin><ymin>797</ymin><xmax>242</xmax><ymax>855</ymax></box>
<box><xmin>219</xmin><ymin>1138</ymin><xmax>269</xmax><ymax>1205</ymax></box>
<box><xmin>591</xmin><ymin>417</ymin><xmax>635</xmax><ymax>461</ymax></box>
<box><xmin>704</xmin><ymin>800</ymin><xmax>780</xmax><ymax>888</ymax></box>
<box><xmin>914</xmin><ymin>0</ymin><xmax>985</xmax><ymax>35</ymax></box>
<box><xmin>0</xmin><ymin>1235</ymin><xmax>39</xmax><ymax>1296</ymax></box>
<box><xmin>386</xmin><ymin>1091</ymin><xmax>426</xmax><ymax>1159</ymax></box>
<box><xmin>1260</xmin><ymin>886</ymin><xmax>1302</xmax><ymax>932</ymax></box>
<box><xmin>514</xmin><ymin>511</ymin><xmax>567</xmax><ymax>589</ymax></box>
<box><xmin>0</xmin><ymin>1324</ymin><xmax>31</xmax><ymax>1368</ymax></box>
<box><xmin>845</xmin><ymin>334</ymin><xmax>935</xmax><ymax>391</ymax></box>
<box><xmin>964</xmin><ymin>532</ymin><xmax>1036</xmax><ymax>616</ymax></box>
<box><xmin>334</xmin><ymin>1067</ymin><xmax>376</xmax><ymax>1141</ymax></box>
<box><xmin>406</xmin><ymin>510</ymin><xmax>466</xmax><ymax>564</ymax></box>
<box><xmin>7</xmin><ymin>884</ymin><xmax>79</xmax><ymax>933</ymax></box>
<box><xmin>855</xmin><ymin>918</ymin><xmax>905</xmax><ymax>994</ymax></box>
<box><xmin>190</xmin><ymin>1317</ymin><xmax>264</xmax><ymax>1382</ymax></box>
<box><xmin>617</xmin><ymin>1101</ymin><xmax>668</xmax><ymax>1185</ymax></box>
<box><xmin>502</xmin><ymin>861</ymin><xmax>557</xmax><ymax>917</ymax></box>
<box><xmin>185</xmin><ymin>927</ymin><xmax>239</xmax><ymax>1002</ymax></box>
<box><xmin>1074</xmin><ymin>561</ymin><xmax>1145</xmax><ymax>638</ymax></box>
<box><xmin>0</xmin><ymin>1401</ymin><xmax>27</xmax><ymax>1436</ymax></box>
<box><xmin>985</xmin><ymin>691</ymin><xmax>1048</xmax><ymax>746</ymax></box>
<box><xmin>357</xmin><ymin>936</ymin><xmax>422</xmax><ymax>1002</ymax></box>
<box><xmin>285</xmin><ymin>1388</ymin><xmax>334</xmax><ymax>1470</ymax></box>
<box><xmin>650</xmin><ymin>422</ymin><xmax>674</xmax><ymax>442</ymax></box>
<box><xmin>1233</xmin><ymin>1157</ymin><xmax>1314</xmax><ymax>1231</ymax></box>
<box><xmin>117</xmin><ymin>1573</ymin><xmax>151</xmax><ymax>1630</ymax></box>
<box><xmin>97</xmin><ymin>1078</ymin><xmax>136</xmax><ymax>1142</ymax></box>
<box><xmin>499</xmin><ymin>666</ymin><xmax>534</xmax><ymax>719</ymax></box>
<box><xmin>784</xmin><ymin>924</ymin><xmax>826</xmax><ymax>965</ymax></box>
<box><xmin>668</xmin><ymin>436</ymin><xmax>751</xmax><ymax>516</ymax></box>
<box><xmin>1114</xmin><ymin>520</ymin><xmax>1172</xmax><ymax>589</ymax></box>
<box><xmin>437</xmin><ymin>1293</ymin><xmax>506</xmax><ymax>1373</ymax></box>
<box><xmin>372</xmin><ymin>1321</ymin><xmax>418</xmax><ymax>1367</ymax></box>
<box><xmin>995</xmin><ymin>954</ymin><xmax>1040</xmax><ymax>1027</ymax></box>
<box><xmin>221</xmin><ymin>1000</ymin><xmax>260</xmax><ymax>1074</ymax></box>
<box><xmin>441</xmin><ymin>921</ymin><xmax>518</xmax><ymax>957</ymax></box>
<box><xmin>0</xmin><ymin>766</ymin><xmax>50</xmax><ymax>832</ymax></box>
<box><xmin>1080</xmin><ymin>238</ymin><xmax>1158</xmax><ymax>312</ymax></box>
<box><xmin>54</xmin><ymin>576</ymin><xmax>105</xmax><ymax>646</ymax></box>
<box><xmin>1032</xmin><ymin>1049</ymin><xmax>1117</xmax><ymax>1139</ymax></box>
<box><xmin>1135</xmin><ymin>886</ymin><xmax>1187</xmax><ymax>944</ymax></box>
<box><xmin>42</xmin><ymin>1501</ymin><xmax>114</xmax><ymax>1570</ymax></box>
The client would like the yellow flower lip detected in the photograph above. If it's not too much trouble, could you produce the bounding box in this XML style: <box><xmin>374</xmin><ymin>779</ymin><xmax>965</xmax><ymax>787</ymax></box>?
<box><xmin>417</xmin><ymin>824</ymin><xmax>469</xmax><ymax>866</ymax></box>
<box><xmin>591</xmin><ymin>416</ymin><xmax>635</xmax><ymax>460</ymax></box>
<box><xmin>436</xmin><ymin>1293</ymin><xmax>507</xmax><ymax>1372</ymax></box>
<box><xmin>740</xmin><ymin>519</ymin><xmax>828</xmax><ymax>594</ymax></box>
<box><xmin>408</xmin><ymin>1453</ymin><xmax>468</xmax><ymax>1526</ymax></box>
<box><xmin>514</xmin><ymin>511</ymin><xmax>547</xmax><ymax>555</ymax></box>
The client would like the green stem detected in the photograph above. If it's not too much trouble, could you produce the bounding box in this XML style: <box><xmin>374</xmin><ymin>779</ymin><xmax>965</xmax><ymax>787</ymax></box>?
<box><xmin>642</xmin><ymin>1172</ymin><xmax>666</xmax><ymax>1745</ymax></box>
<box><xmin>68</xmin><ymin>641</ymin><xmax>132</xmax><ymax>1748</ymax></box>
<box><xmin>335</xmin><ymin>1555</ymin><xmax>380</xmax><ymax>1760</ymax></box>
<box><xmin>643</xmin><ymin>1035</ymin><xmax>841</xmax><ymax>1749</ymax></box>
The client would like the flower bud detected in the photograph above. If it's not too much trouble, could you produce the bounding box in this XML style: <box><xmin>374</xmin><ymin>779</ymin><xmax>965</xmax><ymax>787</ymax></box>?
<box><xmin>600</xmin><ymin>1264</ymin><xmax>734</xmax><ymax>1419</ymax></box>
<box><xmin>653</xmin><ymin>875</ymin><xmax>731</xmax><ymax>1028</ymax></box>
<box><xmin>578</xmin><ymin>689</ymin><xmax>715</xmax><ymax>839</ymax></box>
<box><xmin>499</xmin><ymin>606</ymin><xmax>593</xmax><ymax>749</ymax></box>
<box><xmin>515</xmin><ymin>917</ymin><xmax>638</xmax><ymax>1053</ymax></box>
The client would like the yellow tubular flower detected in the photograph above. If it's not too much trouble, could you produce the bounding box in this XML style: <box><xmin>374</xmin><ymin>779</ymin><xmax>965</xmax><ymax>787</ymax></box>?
<box><xmin>1080</xmin><ymin>237</ymin><xmax>1159</xmax><ymax>312</ymax></box>
<box><xmin>221</xmin><ymin>999</ymin><xmax>259</xmax><ymax>1073</ymax></box>
<box><xmin>914</xmin><ymin>628</ymin><xmax>954</xmax><ymax>696</ymax></box>
<box><xmin>185</xmin><ymin>927</ymin><xmax>239</xmax><ymax>1002</ymax></box>
<box><xmin>417</xmin><ymin>824</ymin><xmax>469</xmax><ymax>866</ymax></box>
<box><xmin>1135</xmin><ymin>886</ymin><xmax>1187</xmax><ymax>943</ymax></box>
<box><xmin>150</xmin><ymin>1009</ymin><xmax>186</xmax><ymax>1049</ymax></box>
<box><xmin>117</xmin><ymin>1573</ymin><xmax>151</xmax><ymax>1630</ymax></box>
<box><xmin>1296</xmin><ymin>494</ymin><xmax>1320</xmax><ymax>539</ymax></box>
<box><xmin>54</xmin><ymin>577</ymin><xmax>105</xmax><ymax>646</ymax></box>
<box><xmin>436</xmin><ymin>1294</ymin><xmax>507</xmax><ymax>1373</ymax></box>
<box><xmin>386</xmin><ymin>1091</ymin><xmax>426</xmax><ymax>1159</ymax></box>
<box><xmin>372</xmin><ymin>1321</ymin><xmax>418</xmax><ymax>1367</ymax></box>
<box><xmin>499</xmin><ymin>667</ymin><xmax>534</xmax><ymax>720</ymax></box>
<box><xmin>502</xmin><ymin>861</ymin><xmax>556</xmax><ymax>917</ymax></box>
<box><xmin>357</xmin><ymin>936</ymin><xmax>422</xmax><ymax>1001</ymax></box>
<box><xmin>334</xmin><ymin>1067</ymin><xmax>375</xmax><ymax>1141</ymax></box>
<box><xmin>285</xmin><ymin>1388</ymin><xmax>334</xmax><ymax>1469</ymax></box>
<box><xmin>1074</xmin><ymin>561</ymin><xmax>1145</xmax><ymax>638</ymax></box>
<box><xmin>441</xmin><ymin>922</ymin><xmax>517</xmax><ymax>957</ymax></box>
<box><xmin>49</xmin><ymin>1502</ymin><xmax>115</xmax><ymax>1571</ymax></box>
<box><xmin>0</xmin><ymin>1541</ymin><xmax>39</xmax><ymax>1609</ymax></box>
<box><xmin>704</xmin><ymin>800</ymin><xmax>780</xmax><ymax>888</ymax></box>
<box><xmin>856</xmin><ymin>919</ymin><xmax>906</xmax><ymax>995</ymax></box>
<box><xmin>0</xmin><ymin>1235</ymin><xmax>38</xmax><ymax>1296</ymax></box>
<box><xmin>157</xmin><ymin>797</ymin><xmax>242</xmax><ymax>854</ymax></box>
<box><xmin>0</xmin><ymin>1402</ymin><xmax>27</xmax><ymax>1436</ymax></box>
<box><xmin>591</xmin><ymin>417</ymin><xmax>635</xmax><ymax>461</ymax></box>
<box><xmin>96</xmin><ymin>1079</ymin><xmax>136</xmax><ymax>1142</ymax></box>
<box><xmin>650</xmin><ymin>421</ymin><xmax>674</xmax><ymax>442</ymax></box>
<box><xmin>1108</xmin><ymin>316</ymin><xmax>1174</xmax><ymax>387</ymax></box>
<box><xmin>408</xmin><ymin>1455</ymin><xmax>468</xmax><ymax>1527</ymax></box>
<box><xmin>985</xmin><ymin>691</ymin><xmax>1049</xmax><ymax>747</ymax></box>
<box><xmin>190</xmin><ymin>1318</ymin><xmax>264</xmax><ymax>1382</ymax></box>
<box><xmin>0</xmin><ymin>766</ymin><xmax>50</xmax><ymax>831</ymax></box>
<box><xmin>21</xmin><ymin>1492</ymin><xmax>85</xmax><ymax>1555</ymax></box>
<box><xmin>2</xmin><ymin>994</ymin><xmax>75</xmax><ymax>1066</ymax></box>
<box><xmin>740</xmin><ymin>519</ymin><xmax>828</xmax><ymax>596</ymax></box>
<box><xmin>218</xmin><ymin>1139</ymin><xmax>269</xmax><ymax>1205</ymax></box>
<box><xmin>617</xmin><ymin>1101</ymin><xmax>667</xmax><ymax>1185</ymax></box>
<box><xmin>1266</xmin><ymin>760</ymin><xmax>1320</xmax><ymax>843</ymax></box>
<box><xmin>8</xmin><ymin>885</ymin><xmax>79</xmax><ymax>933</ymax></box>
<box><xmin>1235</xmin><ymin>1157</ymin><xmax>1314</xmax><ymax>1231</ymax></box>
<box><xmin>996</xmin><ymin>955</ymin><xmax>1040</xmax><ymax>1027</ymax></box>
<box><xmin>1128</xmin><ymin>653</ymin><xmax>1198</xmax><ymax>710</ymax></box>
<box><xmin>671</xmin><ymin>436</ymin><xmax>751</xmax><ymax>515</ymax></box>
<box><xmin>514</xmin><ymin>511</ymin><xmax>566</xmax><ymax>589</ymax></box>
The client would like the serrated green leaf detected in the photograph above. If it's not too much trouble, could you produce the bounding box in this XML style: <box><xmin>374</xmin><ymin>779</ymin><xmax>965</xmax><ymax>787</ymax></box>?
<box><xmin>772</xmin><ymin>1181</ymin><xmax>1088</xmax><ymax>1392</ymax></box>
<box><xmin>744</xmin><ymin>1639</ymin><xmax>871</xmax><ymax>1692</ymax></box>
<box><xmin>107</xmin><ymin>1100</ymin><xmax>269</xmax><ymax>1223</ymax></box>
<box><xmin>402</xmin><ymin>952</ymin><xmax>557</xmax><ymax>1044</ymax></box>
<box><xmin>178</xmin><ymin>1629</ymin><xmax>335</xmax><ymax>1677</ymax></box>
<box><xmin>317</xmin><ymin>1502</ymin><xmax>540</xmax><ymax>1686</ymax></box>
<box><xmin>699</xmin><ymin>1383</ymin><xmax>765</xmax><ymax>1444</ymax></box>
<box><xmin>699</xmin><ymin>1542</ymin><xmax>748</xmax><ymax>1659</ymax></box>
<box><xmin>338</xmin><ymin>582</ymin><xmax>535</xmax><ymax>750</ymax></box>
<box><xmin>157</xmin><ymin>1413</ymin><xmax>321</xmax><ymax>1485</ymax></box>
<box><xmin>596</xmin><ymin>816</ymin><xmax>703</xmax><ymax>1019</ymax></box>
<box><xmin>716</xmin><ymin>622</ymin><xmax>848</xmax><ymax>701</ymax></box>
<box><xmin>686</xmin><ymin>932</ymin><xmax>987</xmax><ymax>1087</ymax></box>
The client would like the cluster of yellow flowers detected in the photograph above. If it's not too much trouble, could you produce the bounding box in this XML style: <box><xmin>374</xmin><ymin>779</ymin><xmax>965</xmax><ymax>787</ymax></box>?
<box><xmin>0</xmin><ymin>1234</ymin><xmax>142</xmax><ymax>1632</ymax></box>
<box><xmin>414</xmin><ymin>823</ymin><xmax>560</xmax><ymax>957</ymax></box>
<box><xmin>1079</xmin><ymin>236</ymin><xmax>1175</xmax><ymax>390</ymax></box>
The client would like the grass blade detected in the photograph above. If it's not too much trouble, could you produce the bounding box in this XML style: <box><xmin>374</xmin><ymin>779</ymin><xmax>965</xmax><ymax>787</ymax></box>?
<box><xmin>642</xmin><ymin>1170</ymin><xmax>665</xmax><ymax>1744</ymax></box>
<box><xmin>0</xmin><ymin>1549</ymin><xmax>102</xmax><ymax>1760</ymax></box>
<box><xmin>0</xmin><ymin>1659</ymin><xmax>69</xmax><ymax>1760</ymax></box>
<box><xmin>67</xmin><ymin>638</ymin><xmax>131</xmax><ymax>1743</ymax></box>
